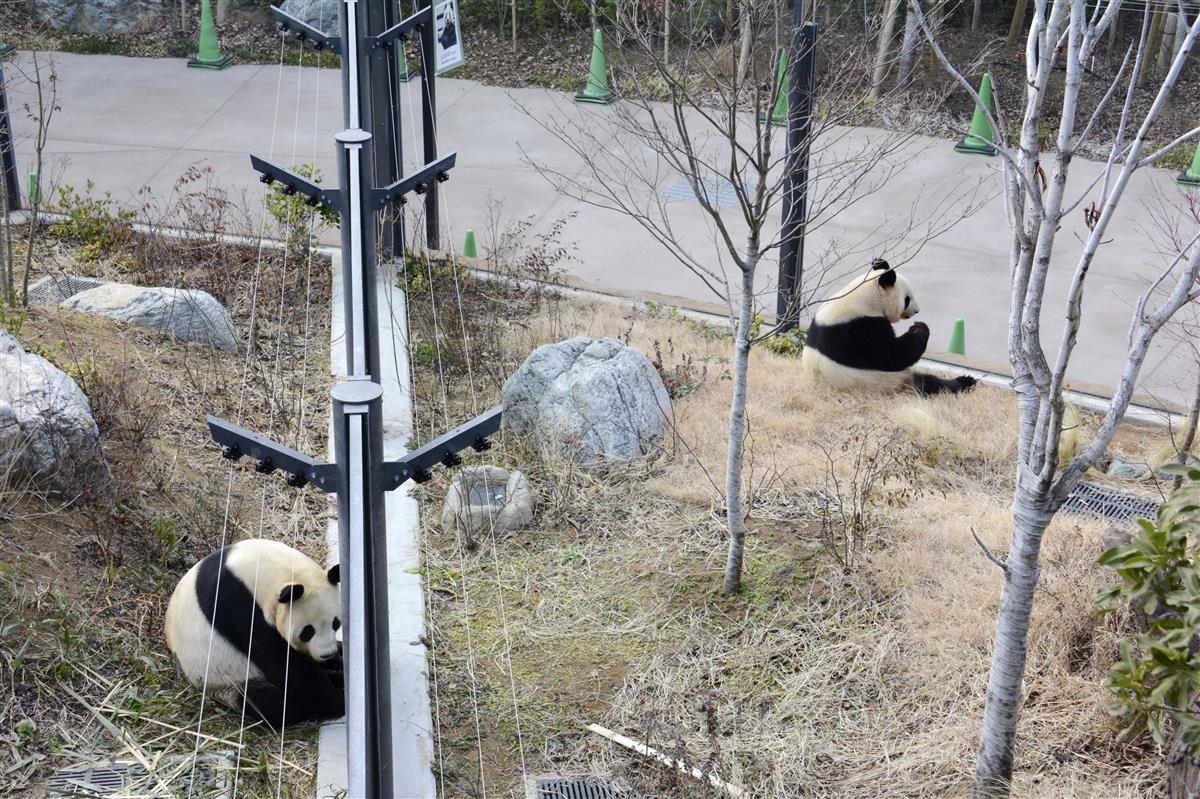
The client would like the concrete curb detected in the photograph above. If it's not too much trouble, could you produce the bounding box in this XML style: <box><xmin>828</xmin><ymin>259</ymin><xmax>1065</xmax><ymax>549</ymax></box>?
<box><xmin>316</xmin><ymin>254</ymin><xmax>436</xmax><ymax>798</ymax></box>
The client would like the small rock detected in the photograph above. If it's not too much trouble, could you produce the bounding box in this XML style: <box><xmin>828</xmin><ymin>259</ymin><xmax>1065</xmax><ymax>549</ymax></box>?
<box><xmin>63</xmin><ymin>283</ymin><xmax>239</xmax><ymax>352</ymax></box>
<box><xmin>440</xmin><ymin>465</ymin><xmax>533</xmax><ymax>545</ymax></box>
<box><xmin>1100</xmin><ymin>527</ymin><xmax>1134</xmax><ymax>551</ymax></box>
<box><xmin>502</xmin><ymin>336</ymin><xmax>671</xmax><ymax>467</ymax></box>
<box><xmin>1106</xmin><ymin>456</ymin><xmax>1150</xmax><ymax>480</ymax></box>
<box><xmin>0</xmin><ymin>337</ymin><xmax>115</xmax><ymax>502</ymax></box>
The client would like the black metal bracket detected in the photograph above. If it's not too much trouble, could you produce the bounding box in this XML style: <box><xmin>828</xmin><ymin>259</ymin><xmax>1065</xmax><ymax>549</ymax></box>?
<box><xmin>271</xmin><ymin>6</ymin><xmax>341</xmax><ymax>53</ymax></box>
<box><xmin>366</xmin><ymin>6</ymin><xmax>432</xmax><ymax>50</ymax></box>
<box><xmin>382</xmin><ymin>405</ymin><xmax>502</xmax><ymax>488</ymax></box>
<box><xmin>208</xmin><ymin>405</ymin><xmax>502</xmax><ymax>493</ymax></box>
<box><xmin>208</xmin><ymin>415</ymin><xmax>339</xmax><ymax>492</ymax></box>
<box><xmin>369</xmin><ymin>154</ymin><xmax>455</xmax><ymax>211</ymax></box>
<box><xmin>250</xmin><ymin>155</ymin><xmax>344</xmax><ymax>213</ymax></box>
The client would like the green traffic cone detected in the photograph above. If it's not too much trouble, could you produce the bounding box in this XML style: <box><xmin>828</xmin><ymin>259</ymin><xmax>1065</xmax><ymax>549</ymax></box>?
<box><xmin>188</xmin><ymin>0</ymin><xmax>233</xmax><ymax>70</ymax></box>
<box><xmin>954</xmin><ymin>73</ymin><xmax>996</xmax><ymax>156</ymax></box>
<box><xmin>27</xmin><ymin>171</ymin><xmax>40</xmax><ymax>205</ymax></box>
<box><xmin>463</xmin><ymin>228</ymin><xmax>477</xmax><ymax>258</ymax></box>
<box><xmin>763</xmin><ymin>50</ymin><xmax>788</xmax><ymax>126</ymax></box>
<box><xmin>575</xmin><ymin>28</ymin><xmax>614</xmax><ymax>105</ymax></box>
<box><xmin>947</xmin><ymin>318</ymin><xmax>966</xmax><ymax>355</ymax></box>
<box><xmin>1178</xmin><ymin>144</ymin><xmax>1200</xmax><ymax>188</ymax></box>
<box><xmin>0</xmin><ymin>38</ymin><xmax>13</xmax><ymax>59</ymax></box>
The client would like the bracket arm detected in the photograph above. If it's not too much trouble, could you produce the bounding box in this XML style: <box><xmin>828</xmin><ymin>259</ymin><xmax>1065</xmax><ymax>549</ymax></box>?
<box><xmin>250</xmin><ymin>155</ymin><xmax>344</xmax><ymax>214</ymax></box>
<box><xmin>382</xmin><ymin>405</ymin><xmax>502</xmax><ymax>488</ymax></box>
<box><xmin>271</xmin><ymin>6</ymin><xmax>342</xmax><ymax>53</ymax></box>
<box><xmin>208</xmin><ymin>415</ymin><xmax>339</xmax><ymax>492</ymax></box>
<box><xmin>370</xmin><ymin>153</ymin><xmax>455</xmax><ymax>211</ymax></box>
<box><xmin>366</xmin><ymin>6</ymin><xmax>432</xmax><ymax>50</ymax></box>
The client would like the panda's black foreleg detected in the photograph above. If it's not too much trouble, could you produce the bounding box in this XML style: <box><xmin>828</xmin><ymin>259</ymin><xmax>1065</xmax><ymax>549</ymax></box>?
<box><xmin>243</xmin><ymin>670</ymin><xmax>345</xmax><ymax>728</ymax></box>
<box><xmin>912</xmin><ymin>372</ymin><xmax>978</xmax><ymax>396</ymax></box>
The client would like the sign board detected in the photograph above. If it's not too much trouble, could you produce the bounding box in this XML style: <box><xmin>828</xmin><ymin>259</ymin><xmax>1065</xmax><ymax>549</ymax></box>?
<box><xmin>434</xmin><ymin>0</ymin><xmax>464</xmax><ymax>75</ymax></box>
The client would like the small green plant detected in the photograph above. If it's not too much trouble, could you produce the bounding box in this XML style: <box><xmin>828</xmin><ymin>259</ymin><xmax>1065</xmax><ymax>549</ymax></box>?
<box><xmin>1157</xmin><ymin>141</ymin><xmax>1196</xmax><ymax>173</ymax></box>
<box><xmin>265</xmin><ymin>164</ymin><xmax>340</xmax><ymax>253</ymax></box>
<box><xmin>1097</xmin><ymin>463</ymin><xmax>1200</xmax><ymax>751</ymax></box>
<box><xmin>1</xmin><ymin>301</ymin><xmax>27</xmax><ymax>336</ymax></box>
<box><xmin>13</xmin><ymin>719</ymin><xmax>36</xmax><ymax>750</ymax></box>
<box><xmin>51</xmin><ymin>180</ymin><xmax>135</xmax><ymax>260</ymax></box>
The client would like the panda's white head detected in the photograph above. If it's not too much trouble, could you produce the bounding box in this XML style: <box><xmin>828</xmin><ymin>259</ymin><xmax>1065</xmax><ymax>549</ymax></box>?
<box><xmin>275</xmin><ymin>563</ymin><xmax>341</xmax><ymax>662</ymax></box>
<box><xmin>817</xmin><ymin>258</ymin><xmax>919</xmax><ymax>325</ymax></box>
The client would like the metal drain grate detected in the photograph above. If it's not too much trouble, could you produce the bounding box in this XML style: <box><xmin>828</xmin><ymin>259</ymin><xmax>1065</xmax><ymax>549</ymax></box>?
<box><xmin>532</xmin><ymin>776</ymin><xmax>623</xmax><ymax>799</ymax></box>
<box><xmin>467</xmin><ymin>481</ymin><xmax>507</xmax><ymax>505</ymax></box>
<box><xmin>26</xmin><ymin>274</ymin><xmax>104</xmax><ymax>305</ymax></box>
<box><xmin>42</xmin><ymin>754</ymin><xmax>231</xmax><ymax>798</ymax></box>
<box><xmin>1062</xmin><ymin>481</ymin><xmax>1159</xmax><ymax>523</ymax></box>
<box><xmin>661</xmin><ymin>176</ymin><xmax>753</xmax><ymax>208</ymax></box>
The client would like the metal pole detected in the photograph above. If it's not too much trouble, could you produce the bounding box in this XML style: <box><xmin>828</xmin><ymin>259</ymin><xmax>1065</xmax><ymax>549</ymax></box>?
<box><xmin>366</xmin><ymin>0</ymin><xmax>404</xmax><ymax>259</ymax></box>
<box><xmin>776</xmin><ymin>17</ymin><xmax>816</xmax><ymax>331</ymax></box>
<box><xmin>0</xmin><ymin>57</ymin><xmax>21</xmax><ymax>213</ymax></box>
<box><xmin>419</xmin><ymin>7</ymin><xmax>439</xmax><ymax>250</ymax></box>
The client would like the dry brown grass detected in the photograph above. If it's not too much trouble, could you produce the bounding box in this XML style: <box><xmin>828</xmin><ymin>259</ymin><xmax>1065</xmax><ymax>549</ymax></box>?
<box><xmin>418</xmin><ymin>291</ymin><xmax>1172</xmax><ymax>798</ymax></box>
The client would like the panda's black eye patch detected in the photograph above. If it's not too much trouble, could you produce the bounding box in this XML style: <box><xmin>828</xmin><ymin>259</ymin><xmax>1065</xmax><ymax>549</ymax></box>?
<box><xmin>332</xmin><ymin>618</ymin><xmax>341</xmax><ymax>631</ymax></box>
<box><xmin>299</xmin><ymin>625</ymin><xmax>315</xmax><ymax>642</ymax></box>
<box><xmin>904</xmin><ymin>296</ymin><xmax>911</xmax><ymax>309</ymax></box>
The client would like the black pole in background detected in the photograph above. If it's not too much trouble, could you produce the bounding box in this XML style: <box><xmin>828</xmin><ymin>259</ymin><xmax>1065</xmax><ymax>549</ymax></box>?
<box><xmin>776</xmin><ymin>18</ymin><xmax>816</xmax><ymax>331</ymax></box>
<box><xmin>419</xmin><ymin>12</ymin><xmax>439</xmax><ymax>250</ymax></box>
<box><xmin>367</xmin><ymin>0</ymin><xmax>403</xmax><ymax>260</ymax></box>
<box><xmin>0</xmin><ymin>50</ymin><xmax>22</xmax><ymax>214</ymax></box>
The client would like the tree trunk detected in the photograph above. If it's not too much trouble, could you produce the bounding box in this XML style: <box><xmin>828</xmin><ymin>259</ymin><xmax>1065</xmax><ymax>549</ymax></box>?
<box><xmin>1158</xmin><ymin>12</ymin><xmax>1178</xmax><ymax>72</ymax></box>
<box><xmin>1107</xmin><ymin>7</ymin><xmax>1120</xmax><ymax>54</ymax></box>
<box><xmin>723</xmin><ymin>264</ymin><xmax>756</xmax><ymax>594</ymax></box>
<box><xmin>1173</xmin><ymin>368</ymin><xmax>1200</xmax><ymax>491</ymax></box>
<box><xmin>664</xmin><ymin>0</ymin><xmax>670</xmax><ymax>62</ymax></box>
<box><xmin>971</xmin><ymin>0</ymin><xmax>981</xmax><ymax>32</ymax></box>
<box><xmin>181</xmin><ymin>0</ymin><xmax>188</xmax><ymax>32</ymax></box>
<box><xmin>511</xmin><ymin>0</ymin><xmax>518</xmax><ymax>51</ymax></box>
<box><xmin>216</xmin><ymin>0</ymin><xmax>229</xmax><ymax>24</ymax></box>
<box><xmin>973</xmin><ymin>481</ymin><xmax>1056</xmax><ymax>797</ymax></box>
<box><xmin>869</xmin><ymin>0</ymin><xmax>902</xmax><ymax>98</ymax></box>
<box><xmin>1168</xmin><ymin>695</ymin><xmax>1200</xmax><ymax>798</ymax></box>
<box><xmin>898</xmin><ymin>2</ymin><xmax>919</xmax><ymax>86</ymax></box>
<box><xmin>727</xmin><ymin>0</ymin><xmax>735</xmax><ymax>41</ymax></box>
<box><xmin>1006</xmin><ymin>0</ymin><xmax>1029</xmax><ymax>48</ymax></box>
<box><xmin>736</xmin><ymin>0</ymin><xmax>754</xmax><ymax>85</ymax></box>
<box><xmin>1140</xmin><ymin>6</ymin><xmax>1166</xmax><ymax>87</ymax></box>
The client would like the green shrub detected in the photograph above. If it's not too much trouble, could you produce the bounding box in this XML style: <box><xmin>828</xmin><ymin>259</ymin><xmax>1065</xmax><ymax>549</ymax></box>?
<box><xmin>265</xmin><ymin>164</ymin><xmax>340</xmax><ymax>253</ymax></box>
<box><xmin>1097</xmin><ymin>463</ymin><xmax>1200</xmax><ymax>752</ymax></box>
<box><xmin>50</xmin><ymin>180</ymin><xmax>136</xmax><ymax>260</ymax></box>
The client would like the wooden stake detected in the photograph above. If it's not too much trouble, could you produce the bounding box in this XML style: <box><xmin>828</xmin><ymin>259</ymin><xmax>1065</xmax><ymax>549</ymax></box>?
<box><xmin>585</xmin><ymin>723</ymin><xmax>747</xmax><ymax>798</ymax></box>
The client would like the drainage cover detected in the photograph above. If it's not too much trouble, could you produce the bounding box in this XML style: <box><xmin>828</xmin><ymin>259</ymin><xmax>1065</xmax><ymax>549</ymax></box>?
<box><xmin>661</xmin><ymin>176</ymin><xmax>752</xmax><ymax>208</ymax></box>
<box><xmin>1062</xmin><ymin>481</ymin><xmax>1159</xmax><ymax>523</ymax></box>
<box><xmin>467</xmin><ymin>481</ymin><xmax>507</xmax><ymax>506</ymax></box>
<box><xmin>26</xmin><ymin>274</ymin><xmax>104</xmax><ymax>305</ymax></box>
<box><xmin>532</xmin><ymin>776</ymin><xmax>623</xmax><ymax>799</ymax></box>
<box><xmin>42</xmin><ymin>754</ymin><xmax>230</xmax><ymax>798</ymax></box>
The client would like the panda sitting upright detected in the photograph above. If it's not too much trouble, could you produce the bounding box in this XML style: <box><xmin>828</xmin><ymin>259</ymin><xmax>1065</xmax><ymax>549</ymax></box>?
<box><xmin>801</xmin><ymin>258</ymin><xmax>976</xmax><ymax>396</ymax></box>
<box><xmin>165</xmin><ymin>538</ymin><xmax>345</xmax><ymax>727</ymax></box>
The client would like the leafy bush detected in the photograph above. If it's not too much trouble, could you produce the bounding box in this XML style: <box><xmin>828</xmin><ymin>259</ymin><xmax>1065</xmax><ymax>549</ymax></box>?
<box><xmin>265</xmin><ymin>164</ymin><xmax>340</xmax><ymax>253</ymax></box>
<box><xmin>1098</xmin><ymin>463</ymin><xmax>1200</xmax><ymax>751</ymax></box>
<box><xmin>50</xmin><ymin>180</ymin><xmax>135</xmax><ymax>261</ymax></box>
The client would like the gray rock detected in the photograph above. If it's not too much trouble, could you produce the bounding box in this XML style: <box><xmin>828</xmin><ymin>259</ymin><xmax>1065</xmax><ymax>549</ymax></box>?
<box><xmin>1106</xmin><ymin>456</ymin><xmax>1150</xmax><ymax>480</ymax></box>
<box><xmin>502</xmin><ymin>336</ymin><xmax>671</xmax><ymax>466</ymax></box>
<box><xmin>280</xmin><ymin>0</ymin><xmax>339</xmax><ymax>32</ymax></box>
<box><xmin>0</xmin><ymin>330</ymin><xmax>20</xmax><ymax>355</ymax></box>
<box><xmin>63</xmin><ymin>283</ymin><xmax>238</xmax><ymax>352</ymax></box>
<box><xmin>0</xmin><ymin>337</ymin><xmax>114</xmax><ymax>502</ymax></box>
<box><xmin>32</xmin><ymin>0</ymin><xmax>165</xmax><ymax>34</ymax></box>
<box><xmin>441</xmin><ymin>465</ymin><xmax>534</xmax><ymax>546</ymax></box>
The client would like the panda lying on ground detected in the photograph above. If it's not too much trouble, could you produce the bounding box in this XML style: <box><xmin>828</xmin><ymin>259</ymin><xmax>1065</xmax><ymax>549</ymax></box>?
<box><xmin>801</xmin><ymin>259</ymin><xmax>977</xmax><ymax>396</ymax></box>
<box><xmin>165</xmin><ymin>538</ymin><xmax>345</xmax><ymax>727</ymax></box>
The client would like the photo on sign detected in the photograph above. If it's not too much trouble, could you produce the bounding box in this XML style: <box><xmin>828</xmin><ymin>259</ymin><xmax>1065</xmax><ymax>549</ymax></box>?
<box><xmin>434</xmin><ymin>0</ymin><xmax>464</xmax><ymax>74</ymax></box>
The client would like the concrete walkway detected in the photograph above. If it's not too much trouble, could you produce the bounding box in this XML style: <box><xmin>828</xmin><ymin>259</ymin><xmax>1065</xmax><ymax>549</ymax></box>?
<box><xmin>7</xmin><ymin>50</ymin><xmax>1198</xmax><ymax>408</ymax></box>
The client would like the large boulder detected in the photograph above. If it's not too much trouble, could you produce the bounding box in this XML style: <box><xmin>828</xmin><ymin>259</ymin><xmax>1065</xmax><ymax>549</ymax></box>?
<box><xmin>32</xmin><ymin>0</ymin><xmax>164</xmax><ymax>34</ymax></box>
<box><xmin>280</xmin><ymin>0</ymin><xmax>339</xmax><ymax>31</ymax></box>
<box><xmin>62</xmin><ymin>283</ymin><xmax>239</xmax><ymax>352</ymax></box>
<box><xmin>0</xmin><ymin>334</ymin><xmax>115</xmax><ymax>502</ymax></box>
<box><xmin>502</xmin><ymin>336</ymin><xmax>671</xmax><ymax>466</ymax></box>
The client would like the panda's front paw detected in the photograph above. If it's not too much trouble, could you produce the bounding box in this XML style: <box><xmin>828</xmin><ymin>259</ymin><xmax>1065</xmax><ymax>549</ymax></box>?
<box><xmin>954</xmin><ymin>375</ymin><xmax>978</xmax><ymax>392</ymax></box>
<box><xmin>907</xmin><ymin>321</ymin><xmax>930</xmax><ymax>342</ymax></box>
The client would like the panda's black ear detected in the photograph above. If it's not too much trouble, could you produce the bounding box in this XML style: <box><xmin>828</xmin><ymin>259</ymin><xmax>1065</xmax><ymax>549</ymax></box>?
<box><xmin>870</xmin><ymin>258</ymin><xmax>891</xmax><ymax>272</ymax></box>
<box><xmin>278</xmin><ymin>583</ymin><xmax>304</xmax><ymax>604</ymax></box>
<box><xmin>327</xmin><ymin>564</ymin><xmax>340</xmax><ymax>585</ymax></box>
<box><xmin>877</xmin><ymin>268</ymin><xmax>897</xmax><ymax>289</ymax></box>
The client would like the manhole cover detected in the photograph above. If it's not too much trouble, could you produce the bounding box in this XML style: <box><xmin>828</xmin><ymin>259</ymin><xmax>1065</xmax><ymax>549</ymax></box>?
<box><xmin>531</xmin><ymin>777</ymin><xmax>623</xmax><ymax>799</ymax></box>
<box><xmin>42</xmin><ymin>754</ymin><xmax>231</xmax><ymax>798</ymax></box>
<box><xmin>1062</xmin><ymin>481</ymin><xmax>1159</xmax><ymax>523</ymax></box>
<box><xmin>661</xmin><ymin>176</ymin><xmax>754</xmax><ymax>208</ymax></box>
<box><xmin>26</xmin><ymin>274</ymin><xmax>104</xmax><ymax>305</ymax></box>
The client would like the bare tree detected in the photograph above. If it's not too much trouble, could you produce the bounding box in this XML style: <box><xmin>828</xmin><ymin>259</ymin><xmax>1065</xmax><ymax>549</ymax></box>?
<box><xmin>915</xmin><ymin>1</ymin><xmax>1200</xmax><ymax>794</ymax></box>
<box><xmin>521</xmin><ymin>4</ymin><xmax>983</xmax><ymax>593</ymax></box>
<box><xmin>14</xmin><ymin>51</ymin><xmax>58</xmax><ymax>307</ymax></box>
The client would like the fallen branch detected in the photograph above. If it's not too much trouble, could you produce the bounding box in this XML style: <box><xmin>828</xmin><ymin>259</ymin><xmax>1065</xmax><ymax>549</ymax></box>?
<box><xmin>585</xmin><ymin>722</ymin><xmax>747</xmax><ymax>798</ymax></box>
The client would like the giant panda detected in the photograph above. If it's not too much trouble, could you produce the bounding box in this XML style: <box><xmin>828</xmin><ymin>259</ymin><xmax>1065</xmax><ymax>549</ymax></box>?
<box><xmin>164</xmin><ymin>538</ymin><xmax>345</xmax><ymax>727</ymax></box>
<box><xmin>801</xmin><ymin>259</ymin><xmax>977</xmax><ymax>396</ymax></box>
